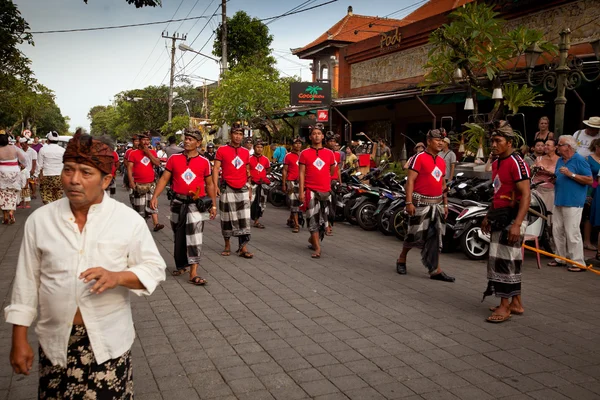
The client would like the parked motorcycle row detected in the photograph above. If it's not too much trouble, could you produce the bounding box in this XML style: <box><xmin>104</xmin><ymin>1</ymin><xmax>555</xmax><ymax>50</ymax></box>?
<box><xmin>265</xmin><ymin>162</ymin><xmax>554</xmax><ymax>261</ymax></box>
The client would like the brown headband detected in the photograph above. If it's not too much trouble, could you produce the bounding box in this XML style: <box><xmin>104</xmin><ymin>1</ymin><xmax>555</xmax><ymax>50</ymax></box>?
<box><xmin>63</xmin><ymin>133</ymin><xmax>114</xmax><ymax>175</ymax></box>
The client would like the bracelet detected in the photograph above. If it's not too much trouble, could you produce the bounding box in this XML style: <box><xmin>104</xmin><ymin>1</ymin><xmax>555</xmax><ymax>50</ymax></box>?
<box><xmin>211</xmin><ymin>206</ymin><xmax>217</xmax><ymax>209</ymax></box>
<box><xmin>444</xmin><ymin>205</ymin><xmax>448</xmax><ymax>208</ymax></box>
<box><xmin>406</xmin><ymin>201</ymin><xmax>413</xmax><ymax>205</ymax></box>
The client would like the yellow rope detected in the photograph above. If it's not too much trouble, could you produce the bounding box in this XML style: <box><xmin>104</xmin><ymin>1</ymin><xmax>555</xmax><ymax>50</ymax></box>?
<box><xmin>522</xmin><ymin>244</ymin><xmax>600</xmax><ymax>275</ymax></box>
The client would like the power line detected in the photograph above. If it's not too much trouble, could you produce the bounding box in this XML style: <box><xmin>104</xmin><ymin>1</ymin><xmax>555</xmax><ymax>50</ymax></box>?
<box><xmin>31</xmin><ymin>15</ymin><xmax>211</xmax><ymax>34</ymax></box>
<box><xmin>260</xmin><ymin>0</ymin><xmax>338</xmax><ymax>22</ymax></box>
<box><xmin>265</xmin><ymin>0</ymin><xmax>316</xmax><ymax>26</ymax></box>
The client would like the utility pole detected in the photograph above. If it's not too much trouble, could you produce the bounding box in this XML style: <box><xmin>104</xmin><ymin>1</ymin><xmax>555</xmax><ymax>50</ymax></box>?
<box><xmin>203</xmin><ymin>80</ymin><xmax>209</xmax><ymax>119</ymax></box>
<box><xmin>221</xmin><ymin>0</ymin><xmax>227</xmax><ymax>76</ymax></box>
<box><xmin>162</xmin><ymin>31</ymin><xmax>186</xmax><ymax>126</ymax></box>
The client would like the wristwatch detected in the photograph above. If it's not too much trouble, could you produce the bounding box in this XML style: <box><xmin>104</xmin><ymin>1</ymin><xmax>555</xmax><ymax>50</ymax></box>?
<box><xmin>571</xmin><ymin>173</ymin><xmax>576</xmax><ymax>179</ymax></box>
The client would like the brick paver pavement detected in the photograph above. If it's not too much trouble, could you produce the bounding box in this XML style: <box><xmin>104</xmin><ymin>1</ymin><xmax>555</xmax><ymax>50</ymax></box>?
<box><xmin>1</xmin><ymin>186</ymin><xmax>600</xmax><ymax>400</ymax></box>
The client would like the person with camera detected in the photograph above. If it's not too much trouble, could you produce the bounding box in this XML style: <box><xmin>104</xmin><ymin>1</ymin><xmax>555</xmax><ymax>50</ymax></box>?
<box><xmin>151</xmin><ymin>129</ymin><xmax>216</xmax><ymax>285</ymax></box>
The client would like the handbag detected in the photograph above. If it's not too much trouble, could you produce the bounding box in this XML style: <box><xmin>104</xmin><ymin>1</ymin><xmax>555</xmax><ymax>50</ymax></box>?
<box><xmin>486</xmin><ymin>207</ymin><xmax>516</xmax><ymax>231</ymax></box>
<box><xmin>195</xmin><ymin>196</ymin><xmax>213</xmax><ymax>213</ymax></box>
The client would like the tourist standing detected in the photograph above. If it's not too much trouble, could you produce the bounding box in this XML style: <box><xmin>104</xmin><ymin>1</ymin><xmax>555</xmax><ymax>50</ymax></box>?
<box><xmin>37</xmin><ymin>131</ymin><xmax>65</xmax><ymax>204</ymax></box>
<box><xmin>533</xmin><ymin>116</ymin><xmax>554</xmax><ymax>143</ymax></box>
<box><xmin>5</xmin><ymin>132</ymin><xmax>166</xmax><ymax>398</ymax></box>
<box><xmin>533</xmin><ymin>139</ymin><xmax>559</xmax><ymax>220</ymax></box>
<box><xmin>439</xmin><ymin>137</ymin><xmax>456</xmax><ymax>182</ymax></box>
<box><xmin>572</xmin><ymin>116</ymin><xmax>600</xmax><ymax>158</ymax></box>
<box><xmin>283</xmin><ymin>137</ymin><xmax>303</xmax><ymax>233</ymax></box>
<box><xmin>164</xmin><ymin>135</ymin><xmax>183</xmax><ymax>158</ymax></box>
<box><xmin>249</xmin><ymin>141</ymin><xmax>271</xmax><ymax>229</ymax></box>
<box><xmin>272</xmin><ymin>142</ymin><xmax>287</xmax><ymax>164</ymax></box>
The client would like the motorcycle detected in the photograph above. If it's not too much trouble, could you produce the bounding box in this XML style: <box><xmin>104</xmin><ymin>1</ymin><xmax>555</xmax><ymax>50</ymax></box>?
<box><xmin>375</xmin><ymin>189</ymin><xmax>404</xmax><ymax>235</ymax></box>
<box><xmin>266</xmin><ymin>163</ymin><xmax>286</xmax><ymax>207</ymax></box>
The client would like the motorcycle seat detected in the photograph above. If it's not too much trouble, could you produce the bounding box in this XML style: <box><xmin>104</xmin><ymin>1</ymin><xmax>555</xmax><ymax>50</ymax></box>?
<box><xmin>461</xmin><ymin>199</ymin><xmax>490</xmax><ymax>207</ymax></box>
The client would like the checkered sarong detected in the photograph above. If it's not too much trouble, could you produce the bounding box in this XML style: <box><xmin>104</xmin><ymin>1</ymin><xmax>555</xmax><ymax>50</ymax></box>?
<box><xmin>302</xmin><ymin>189</ymin><xmax>330</xmax><ymax>235</ymax></box>
<box><xmin>287</xmin><ymin>180</ymin><xmax>300</xmax><ymax>213</ymax></box>
<box><xmin>250</xmin><ymin>183</ymin><xmax>268</xmax><ymax>220</ymax></box>
<box><xmin>130</xmin><ymin>182</ymin><xmax>158</xmax><ymax>218</ymax></box>
<box><xmin>170</xmin><ymin>198</ymin><xmax>204</xmax><ymax>270</ymax></box>
<box><xmin>219</xmin><ymin>184</ymin><xmax>251</xmax><ymax>244</ymax></box>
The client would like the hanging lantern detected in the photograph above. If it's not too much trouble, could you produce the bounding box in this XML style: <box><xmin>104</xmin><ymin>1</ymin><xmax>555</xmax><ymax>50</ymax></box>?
<box><xmin>458</xmin><ymin>135</ymin><xmax>465</xmax><ymax>153</ymax></box>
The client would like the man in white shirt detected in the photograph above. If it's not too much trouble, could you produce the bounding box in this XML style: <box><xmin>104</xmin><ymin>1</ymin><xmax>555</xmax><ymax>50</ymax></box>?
<box><xmin>5</xmin><ymin>132</ymin><xmax>166</xmax><ymax>398</ymax></box>
<box><xmin>439</xmin><ymin>137</ymin><xmax>457</xmax><ymax>181</ymax></box>
<box><xmin>19</xmin><ymin>138</ymin><xmax>37</xmax><ymax>202</ymax></box>
<box><xmin>572</xmin><ymin>116</ymin><xmax>600</xmax><ymax>157</ymax></box>
<box><xmin>37</xmin><ymin>131</ymin><xmax>66</xmax><ymax>204</ymax></box>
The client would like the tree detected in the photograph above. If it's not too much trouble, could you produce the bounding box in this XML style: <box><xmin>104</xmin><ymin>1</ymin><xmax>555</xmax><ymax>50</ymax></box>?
<box><xmin>421</xmin><ymin>2</ymin><xmax>555</xmax><ymax>118</ymax></box>
<box><xmin>160</xmin><ymin>115</ymin><xmax>190</xmax><ymax>135</ymax></box>
<box><xmin>0</xmin><ymin>0</ymin><xmax>35</xmax><ymax>90</ymax></box>
<box><xmin>83</xmin><ymin>0</ymin><xmax>161</xmax><ymax>7</ymax></box>
<box><xmin>209</xmin><ymin>65</ymin><xmax>298</xmax><ymax>141</ymax></box>
<box><xmin>213</xmin><ymin>11</ymin><xmax>276</xmax><ymax>70</ymax></box>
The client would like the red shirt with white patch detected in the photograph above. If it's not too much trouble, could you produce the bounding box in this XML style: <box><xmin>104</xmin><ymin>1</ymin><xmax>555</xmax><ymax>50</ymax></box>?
<box><xmin>299</xmin><ymin>147</ymin><xmax>335</xmax><ymax>193</ymax></box>
<box><xmin>111</xmin><ymin>151</ymin><xmax>119</xmax><ymax>177</ymax></box>
<box><xmin>408</xmin><ymin>152</ymin><xmax>446</xmax><ymax>197</ymax></box>
<box><xmin>215</xmin><ymin>144</ymin><xmax>250</xmax><ymax>189</ymax></box>
<box><xmin>166</xmin><ymin>153</ymin><xmax>212</xmax><ymax>197</ymax></box>
<box><xmin>284</xmin><ymin>152</ymin><xmax>300</xmax><ymax>181</ymax></box>
<box><xmin>330</xmin><ymin>150</ymin><xmax>341</xmax><ymax>180</ymax></box>
<box><xmin>249</xmin><ymin>154</ymin><xmax>270</xmax><ymax>184</ymax></box>
<box><xmin>491</xmin><ymin>153</ymin><xmax>530</xmax><ymax>209</ymax></box>
<box><xmin>124</xmin><ymin>148</ymin><xmax>133</xmax><ymax>161</ymax></box>
<box><xmin>128</xmin><ymin>149</ymin><xmax>157</xmax><ymax>183</ymax></box>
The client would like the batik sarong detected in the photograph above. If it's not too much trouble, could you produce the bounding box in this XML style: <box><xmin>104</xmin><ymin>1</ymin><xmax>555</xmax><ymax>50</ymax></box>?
<box><xmin>39</xmin><ymin>325</ymin><xmax>133</xmax><ymax>400</ymax></box>
<box><xmin>483</xmin><ymin>219</ymin><xmax>527</xmax><ymax>299</ymax></box>
<box><xmin>219</xmin><ymin>183</ymin><xmax>251</xmax><ymax>250</ymax></box>
<box><xmin>0</xmin><ymin>189</ymin><xmax>19</xmax><ymax>210</ymax></box>
<box><xmin>130</xmin><ymin>182</ymin><xmax>157</xmax><ymax>218</ymax></box>
<box><xmin>170</xmin><ymin>197</ymin><xmax>204</xmax><ymax>271</ymax></box>
<box><xmin>250</xmin><ymin>183</ymin><xmax>268</xmax><ymax>220</ymax></box>
<box><xmin>301</xmin><ymin>189</ymin><xmax>330</xmax><ymax>238</ymax></box>
<box><xmin>404</xmin><ymin>193</ymin><xmax>445</xmax><ymax>273</ymax></box>
<box><xmin>40</xmin><ymin>175</ymin><xmax>64</xmax><ymax>203</ymax></box>
<box><xmin>287</xmin><ymin>180</ymin><xmax>300</xmax><ymax>213</ymax></box>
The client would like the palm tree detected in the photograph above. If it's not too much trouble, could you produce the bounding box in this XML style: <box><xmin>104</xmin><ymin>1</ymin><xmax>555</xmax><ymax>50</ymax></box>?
<box><xmin>305</xmin><ymin>86</ymin><xmax>322</xmax><ymax>100</ymax></box>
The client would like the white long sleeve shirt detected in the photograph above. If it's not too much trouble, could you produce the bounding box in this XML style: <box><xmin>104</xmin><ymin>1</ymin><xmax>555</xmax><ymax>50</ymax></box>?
<box><xmin>37</xmin><ymin>143</ymin><xmax>65</xmax><ymax>176</ymax></box>
<box><xmin>4</xmin><ymin>195</ymin><xmax>166</xmax><ymax>366</ymax></box>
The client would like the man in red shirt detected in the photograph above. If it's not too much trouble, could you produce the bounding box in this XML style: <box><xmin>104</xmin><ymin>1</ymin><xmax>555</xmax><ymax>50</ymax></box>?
<box><xmin>105</xmin><ymin>148</ymin><xmax>119</xmax><ymax>197</ymax></box>
<box><xmin>249</xmin><ymin>141</ymin><xmax>271</xmax><ymax>229</ymax></box>
<box><xmin>123</xmin><ymin>135</ymin><xmax>139</xmax><ymax>188</ymax></box>
<box><xmin>481</xmin><ymin>121</ymin><xmax>531</xmax><ymax>323</ymax></box>
<box><xmin>325</xmin><ymin>133</ymin><xmax>341</xmax><ymax>235</ymax></box>
<box><xmin>151</xmin><ymin>129</ymin><xmax>216</xmax><ymax>285</ymax></box>
<box><xmin>299</xmin><ymin>125</ymin><xmax>336</xmax><ymax>258</ymax></box>
<box><xmin>396</xmin><ymin>129</ymin><xmax>454</xmax><ymax>282</ymax></box>
<box><xmin>283</xmin><ymin>137</ymin><xmax>303</xmax><ymax>232</ymax></box>
<box><xmin>212</xmin><ymin>127</ymin><xmax>253</xmax><ymax>258</ymax></box>
<box><xmin>127</xmin><ymin>132</ymin><xmax>164</xmax><ymax>231</ymax></box>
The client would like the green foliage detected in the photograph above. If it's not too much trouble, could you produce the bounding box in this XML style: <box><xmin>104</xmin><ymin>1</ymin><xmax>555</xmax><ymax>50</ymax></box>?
<box><xmin>458</xmin><ymin>122</ymin><xmax>525</xmax><ymax>157</ymax></box>
<box><xmin>160</xmin><ymin>115</ymin><xmax>189</xmax><ymax>135</ymax></box>
<box><xmin>0</xmin><ymin>0</ymin><xmax>35</xmax><ymax>89</ymax></box>
<box><xmin>502</xmin><ymin>82</ymin><xmax>544</xmax><ymax>114</ymax></box>
<box><xmin>213</xmin><ymin>11</ymin><xmax>276</xmax><ymax>70</ymax></box>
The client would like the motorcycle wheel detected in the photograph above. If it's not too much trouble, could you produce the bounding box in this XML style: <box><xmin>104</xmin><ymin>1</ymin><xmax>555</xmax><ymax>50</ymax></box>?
<box><xmin>357</xmin><ymin>202</ymin><xmax>378</xmax><ymax>231</ymax></box>
<box><xmin>392</xmin><ymin>208</ymin><xmax>408</xmax><ymax>240</ymax></box>
<box><xmin>267</xmin><ymin>189</ymin><xmax>286</xmax><ymax>208</ymax></box>
<box><xmin>377</xmin><ymin>210</ymin><xmax>393</xmax><ymax>236</ymax></box>
<box><xmin>460</xmin><ymin>226</ymin><xmax>489</xmax><ymax>260</ymax></box>
<box><xmin>344</xmin><ymin>199</ymin><xmax>358</xmax><ymax>225</ymax></box>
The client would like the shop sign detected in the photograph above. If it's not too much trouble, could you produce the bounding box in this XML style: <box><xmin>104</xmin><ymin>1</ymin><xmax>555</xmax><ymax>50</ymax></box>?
<box><xmin>317</xmin><ymin>109</ymin><xmax>329</xmax><ymax>122</ymax></box>
<box><xmin>290</xmin><ymin>82</ymin><xmax>332</xmax><ymax>106</ymax></box>
<box><xmin>380</xmin><ymin>27</ymin><xmax>401</xmax><ymax>52</ymax></box>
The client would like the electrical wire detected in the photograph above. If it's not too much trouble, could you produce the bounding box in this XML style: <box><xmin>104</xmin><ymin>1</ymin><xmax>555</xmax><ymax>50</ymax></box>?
<box><xmin>265</xmin><ymin>0</ymin><xmax>316</xmax><ymax>26</ymax></box>
<box><xmin>260</xmin><ymin>0</ymin><xmax>338</xmax><ymax>23</ymax></box>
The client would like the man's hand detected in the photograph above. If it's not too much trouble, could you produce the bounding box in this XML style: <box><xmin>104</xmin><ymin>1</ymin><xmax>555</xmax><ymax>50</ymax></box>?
<box><xmin>406</xmin><ymin>203</ymin><xmax>416</xmax><ymax>216</ymax></box>
<box><xmin>481</xmin><ymin>217</ymin><xmax>490</xmax><ymax>234</ymax></box>
<box><xmin>299</xmin><ymin>191</ymin><xmax>305</xmax><ymax>203</ymax></box>
<box><xmin>10</xmin><ymin>340</ymin><xmax>33</xmax><ymax>375</ymax></box>
<box><xmin>209</xmin><ymin>207</ymin><xmax>217</xmax><ymax>220</ymax></box>
<box><xmin>80</xmin><ymin>267</ymin><xmax>120</xmax><ymax>294</ymax></box>
<box><xmin>129</xmin><ymin>181</ymin><xmax>136</xmax><ymax>190</ymax></box>
<box><xmin>559</xmin><ymin>166</ymin><xmax>571</xmax><ymax>176</ymax></box>
<box><xmin>282</xmin><ymin>183</ymin><xmax>287</xmax><ymax>193</ymax></box>
<box><xmin>150</xmin><ymin>197</ymin><xmax>158</xmax><ymax>210</ymax></box>
<box><xmin>508</xmin><ymin>222</ymin><xmax>521</xmax><ymax>245</ymax></box>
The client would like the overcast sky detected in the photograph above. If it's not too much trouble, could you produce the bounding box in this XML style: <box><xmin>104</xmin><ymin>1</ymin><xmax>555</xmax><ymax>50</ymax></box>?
<box><xmin>15</xmin><ymin>0</ymin><xmax>421</xmax><ymax>131</ymax></box>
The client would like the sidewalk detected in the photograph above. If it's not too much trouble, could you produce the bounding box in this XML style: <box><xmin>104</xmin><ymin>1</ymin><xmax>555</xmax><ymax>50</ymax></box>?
<box><xmin>1</xmin><ymin>186</ymin><xmax>600</xmax><ymax>400</ymax></box>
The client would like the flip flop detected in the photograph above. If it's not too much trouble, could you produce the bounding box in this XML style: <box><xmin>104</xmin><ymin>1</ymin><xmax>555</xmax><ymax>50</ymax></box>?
<box><xmin>547</xmin><ymin>260</ymin><xmax>566</xmax><ymax>267</ymax></box>
<box><xmin>188</xmin><ymin>276</ymin><xmax>207</xmax><ymax>286</ymax></box>
<box><xmin>292</xmin><ymin>225</ymin><xmax>299</xmax><ymax>233</ymax></box>
<box><xmin>221</xmin><ymin>250</ymin><xmax>231</xmax><ymax>256</ymax></box>
<box><xmin>171</xmin><ymin>268</ymin><xmax>189</xmax><ymax>276</ymax></box>
<box><xmin>486</xmin><ymin>313</ymin><xmax>511</xmax><ymax>323</ymax></box>
<box><xmin>584</xmin><ymin>244</ymin><xmax>597</xmax><ymax>251</ymax></box>
<box><xmin>254</xmin><ymin>223</ymin><xmax>265</xmax><ymax>229</ymax></box>
<box><xmin>568</xmin><ymin>267</ymin><xmax>586</xmax><ymax>272</ymax></box>
<box><xmin>489</xmin><ymin>306</ymin><xmax>523</xmax><ymax>315</ymax></box>
<box><xmin>239</xmin><ymin>251</ymin><xmax>254</xmax><ymax>259</ymax></box>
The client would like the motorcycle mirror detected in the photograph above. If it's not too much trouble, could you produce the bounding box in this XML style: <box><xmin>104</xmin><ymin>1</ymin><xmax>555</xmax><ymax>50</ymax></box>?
<box><xmin>456</xmin><ymin>172</ymin><xmax>464</xmax><ymax>177</ymax></box>
<box><xmin>458</xmin><ymin>183</ymin><xmax>467</xmax><ymax>189</ymax></box>
<box><xmin>354</xmin><ymin>172</ymin><xmax>362</xmax><ymax>177</ymax></box>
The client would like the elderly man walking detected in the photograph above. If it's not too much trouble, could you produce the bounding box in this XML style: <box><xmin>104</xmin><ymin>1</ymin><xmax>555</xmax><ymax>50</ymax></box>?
<box><xmin>37</xmin><ymin>131</ymin><xmax>65</xmax><ymax>204</ymax></box>
<box><xmin>551</xmin><ymin>135</ymin><xmax>593</xmax><ymax>271</ymax></box>
<box><xmin>5</xmin><ymin>132</ymin><xmax>166</xmax><ymax>399</ymax></box>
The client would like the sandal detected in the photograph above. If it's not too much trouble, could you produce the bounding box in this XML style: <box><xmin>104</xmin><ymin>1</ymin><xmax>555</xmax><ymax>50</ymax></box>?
<box><xmin>292</xmin><ymin>225</ymin><xmax>299</xmax><ymax>233</ymax></box>
<box><xmin>253</xmin><ymin>222</ymin><xmax>265</xmax><ymax>229</ymax></box>
<box><xmin>238</xmin><ymin>251</ymin><xmax>254</xmax><ymax>259</ymax></box>
<box><xmin>188</xmin><ymin>276</ymin><xmax>207</xmax><ymax>286</ymax></box>
<box><xmin>584</xmin><ymin>244</ymin><xmax>597</xmax><ymax>251</ymax></box>
<box><xmin>221</xmin><ymin>250</ymin><xmax>231</xmax><ymax>256</ymax></box>
<box><xmin>171</xmin><ymin>268</ymin><xmax>189</xmax><ymax>276</ymax></box>
<box><xmin>547</xmin><ymin>260</ymin><xmax>566</xmax><ymax>267</ymax></box>
<box><xmin>489</xmin><ymin>306</ymin><xmax>523</xmax><ymax>315</ymax></box>
<box><xmin>396</xmin><ymin>261</ymin><xmax>407</xmax><ymax>275</ymax></box>
<box><xmin>486</xmin><ymin>313</ymin><xmax>511</xmax><ymax>323</ymax></box>
<box><xmin>153</xmin><ymin>223</ymin><xmax>164</xmax><ymax>232</ymax></box>
<box><xmin>8</xmin><ymin>216</ymin><xmax>15</xmax><ymax>225</ymax></box>
<box><xmin>568</xmin><ymin>267</ymin><xmax>586</xmax><ymax>272</ymax></box>
<box><xmin>311</xmin><ymin>253</ymin><xmax>321</xmax><ymax>259</ymax></box>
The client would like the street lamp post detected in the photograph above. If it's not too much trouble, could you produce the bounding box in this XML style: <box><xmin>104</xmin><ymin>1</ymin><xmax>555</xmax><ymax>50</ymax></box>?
<box><xmin>178</xmin><ymin>43</ymin><xmax>221</xmax><ymax>86</ymax></box>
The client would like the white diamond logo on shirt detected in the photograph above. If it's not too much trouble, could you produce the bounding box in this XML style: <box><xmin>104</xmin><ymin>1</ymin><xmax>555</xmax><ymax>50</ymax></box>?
<box><xmin>493</xmin><ymin>175</ymin><xmax>502</xmax><ymax>193</ymax></box>
<box><xmin>141</xmin><ymin>156</ymin><xmax>150</xmax><ymax>166</ymax></box>
<box><xmin>431</xmin><ymin>166</ymin><xmax>443</xmax><ymax>182</ymax></box>
<box><xmin>255</xmin><ymin>163</ymin><xmax>264</xmax><ymax>172</ymax></box>
<box><xmin>232</xmin><ymin>156</ymin><xmax>244</xmax><ymax>169</ymax></box>
<box><xmin>313</xmin><ymin>157</ymin><xmax>325</xmax><ymax>170</ymax></box>
<box><xmin>181</xmin><ymin>168</ymin><xmax>196</xmax><ymax>185</ymax></box>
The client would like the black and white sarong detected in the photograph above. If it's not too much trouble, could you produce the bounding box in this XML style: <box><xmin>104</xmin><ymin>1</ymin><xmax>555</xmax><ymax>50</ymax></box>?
<box><xmin>170</xmin><ymin>197</ymin><xmax>205</xmax><ymax>270</ymax></box>
<box><xmin>287</xmin><ymin>180</ymin><xmax>301</xmax><ymax>213</ymax></box>
<box><xmin>404</xmin><ymin>193</ymin><xmax>445</xmax><ymax>273</ymax></box>
<box><xmin>130</xmin><ymin>182</ymin><xmax>157</xmax><ymax>218</ymax></box>
<box><xmin>301</xmin><ymin>189</ymin><xmax>330</xmax><ymax>238</ymax></box>
<box><xmin>250</xmin><ymin>182</ymin><xmax>268</xmax><ymax>220</ymax></box>
<box><xmin>219</xmin><ymin>183</ymin><xmax>251</xmax><ymax>249</ymax></box>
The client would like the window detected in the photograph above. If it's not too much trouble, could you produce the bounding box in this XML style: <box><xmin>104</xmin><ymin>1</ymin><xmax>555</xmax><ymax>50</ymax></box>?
<box><xmin>321</xmin><ymin>64</ymin><xmax>329</xmax><ymax>80</ymax></box>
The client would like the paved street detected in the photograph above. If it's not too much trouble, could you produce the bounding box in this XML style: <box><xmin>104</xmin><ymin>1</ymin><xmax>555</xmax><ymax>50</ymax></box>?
<box><xmin>1</xmin><ymin>186</ymin><xmax>600</xmax><ymax>400</ymax></box>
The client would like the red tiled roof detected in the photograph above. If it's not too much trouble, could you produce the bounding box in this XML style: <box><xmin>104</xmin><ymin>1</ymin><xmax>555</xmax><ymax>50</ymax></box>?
<box><xmin>401</xmin><ymin>0</ymin><xmax>475</xmax><ymax>24</ymax></box>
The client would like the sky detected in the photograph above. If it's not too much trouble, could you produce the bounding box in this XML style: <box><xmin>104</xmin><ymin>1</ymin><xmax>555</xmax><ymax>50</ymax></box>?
<box><xmin>15</xmin><ymin>0</ymin><xmax>423</xmax><ymax>131</ymax></box>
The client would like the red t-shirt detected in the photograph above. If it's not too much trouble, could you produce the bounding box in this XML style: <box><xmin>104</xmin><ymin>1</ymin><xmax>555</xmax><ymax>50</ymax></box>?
<box><xmin>215</xmin><ymin>145</ymin><xmax>250</xmax><ymax>189</ymax></box>
<box><xmin>111</xmin><ymin>151</ymin><xmax>119</xmax><ymax>177</ymax></box>
<box><xmin>124</xmin><ymin>148</ymin><xmax>133</xmax><ymax>161</ymax></box>
<box><xmin>492</xmin><ymin>153</ymin><xmax>530</xmax><ymax>209</ymax></box>
<box><xmin>408</xmin><ymin>152</ymin><xmax>446</xmax><ymax>196</ymax></box>
<box><xmin>128</xmin><ymin>149</ymin><xmax>157</xmax><ymax>184</ymax></box>
<box><xmin>330</xmin><ymin>150</ymin><xmax>341</xmax><ymax>180</ymax></box>
<box><xmin>284</xmin><ymin>152</ymin><xmax>300</xmax><ymax>181</ymax></box>
<box><xmin>166</xmin><ymin>154</ymin><xmax>212</xmax><ymax>197</ymax></box>
<box><xmin>249</xmin><ymin>155</ymin><xmax>270</xmax><ymax>184</ymax></box>
<box><xmin>299</xmin><ymin>147</ymin><xmax>335</xmax><ymax>193</ymax></box>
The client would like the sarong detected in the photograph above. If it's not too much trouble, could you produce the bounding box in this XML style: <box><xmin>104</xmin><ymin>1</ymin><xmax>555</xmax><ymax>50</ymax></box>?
<box><xmin>287</xmin><ymin>180</ymin><xmax>300</xmax><ymax>213</ymax></box>
<box><xmin>104</xmin><ymin>178</ymin><xmax>116</xmax><ymax>198</ymax></box>
<box><xmin>301</xmin><ymin>189</ymin><xmax>330</xmax><ymax>237</ymax></box>
<box><xmin>39</xmin><ymin>325</ymin><xmax>133</xmax><ymax>400</ymax></box>
<box><xmin>0</xmin><ymin>188</ymin><xmax>19</xmax><ymax>210</ymax></box>
<box><xmin>130</xmin><ymin>182</ymin><xmax>157</xmax><ymax>218</ymax></box>
<box><xmin>404</xmin><ymin>193</ymin><xmax>445</xmax><ymax>273</ymax></box>
<box><xmin>328</xmin><ymin>181</ymin><xmax>338</xmax><ymax>226</ymax></box>
<box><xmin>219</xmin><ymin>183</ymin><xmax>251</xmax><ymax>249</ymax></box>
<box><xmin>250</xmin><ymin>183</ymin><xmax>268</xmax><ymax>220</ymax></box>
<box><xmin>483</xmin><ymin>219</ymin><xmax>527</xmax><ymax>299</ymax></box>
<box><xmin>170</xmin><ymin>197</ymin><xmax>204</xmax><ymax>270</ymax></box>
<box><xmin>21</xmin><ymin>186</ymin><xmax>31</xmax><ymax>202</ymax></box>
<box><xmin>40</xmin><ymin>175</ymin><xmax>64</xmax><ymax>203</ymax></box>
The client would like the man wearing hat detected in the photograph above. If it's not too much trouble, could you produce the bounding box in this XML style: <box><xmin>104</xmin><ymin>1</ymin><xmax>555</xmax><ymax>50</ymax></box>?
<box><xmin>573</xmin><ymin>116</ymin><xmax>600</xmax><ymax>157</ymax></box>
<box><xmin>37</xmin><ymin>131</ymin><xmax>65</xmax><ymax>204</ymax></box>
<box><xmin>283</xmin><ymin>137</ymin><xmax>304</xmax><ymax>232</ymax></box>
<box><xmin>396</xmin><ymin>129</ymin><xmax>455</xmax><ymax>282</ymax></box>
<box><xmin>127</xmin><ymin>132</ymin><xmax>164</xmax><ymax>231</ymax></box>
<box><xmin>6</xmin><ymin>132</ymin><xmax>166</xmax><ymax>397</ymax></box>
<box><xmin>481</xmin><ymin>121</ymin><xmax>531</xmax><ymax>322</ymax></box>
<box><xmin>151</xmin><ymin>128</ymin><xmax>216</xmax><ymax>285</ymax></box>
<box><xmin>439</xmin><ymin>135</ymin><xmax>456</xmax><ymax>182</ymax></box>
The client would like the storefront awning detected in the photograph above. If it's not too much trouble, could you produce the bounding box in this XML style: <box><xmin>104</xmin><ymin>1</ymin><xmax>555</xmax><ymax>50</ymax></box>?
<box><xmin>271</xmin><ymin>107</ymin><xmax>319</xmax><ymax>119</ymax></box>
<box><xmin>332</xmin><ymin>89</ymin><xmax>423</xmax><ymax>107</ymax></box>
